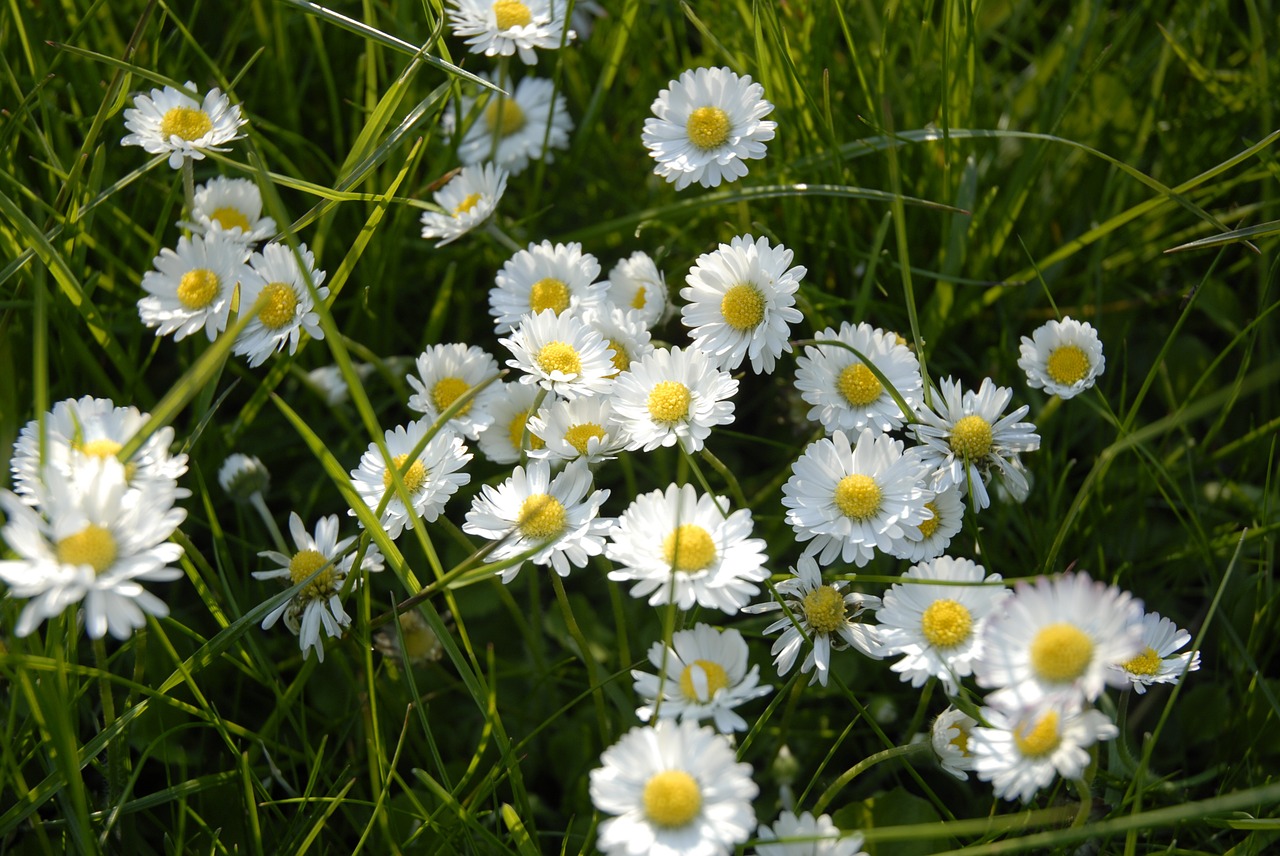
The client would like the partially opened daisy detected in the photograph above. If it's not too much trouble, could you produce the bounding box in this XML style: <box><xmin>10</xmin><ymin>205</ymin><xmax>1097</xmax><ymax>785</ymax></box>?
<box><xmin>526</xmin><ymin>394</ymin><xmax>630</xmax><ymax>465</ymax></box>
<box><xmin>910</xmin><ymin>377</ymin><xmax>1041</xmax><ymax>511</ymax></box>
<box><xmin>583</xmin><ymin>305</ymin><xmax>654</xmax><ymax>377</ymax></box>
<box><xmin>419</xmin><ymin>163</ymin><xmax>508</xmax><ymax>246</ymax></box>
<box><xmin>642</xmin><ymin>66</ymin><xmax>776</xmax><ymax>190</ymax></box>
<box><xmin>462</xmin><ymin>459</ymin><xmax>611</xmax><ymax>581</ymax></box>
<box><xmin>476</xmin><ymin>381</ymin><xmax>546</xmax><ymax>464</ymax></box>
<box><xmin>1018</xmin><ymin>316</ymin><xmax>1105</xmax><ymax>399</ymax></box>
<box><xmin>491</xmin><ymin>240</ymin><xmax>605</xmax><ymax>333</ymax></box>
<box><xmin>589</xmin><ymin>719</ymin><xmax>757</xmax><ymax>856</ymax></box>
<box><xmin>233</xmin><ymin>241</ymin><xmax>329</xmax><ymax>368</ymax></box>
<box><xmin>253</xmin><ymin>512</ymin><xmax>384</xmax><ymax>662</ymax></box>
<box><xmin>781</xmin><ymin>428</ymin><xmax>932</xmax><ymax>568</ymax></box>
<box><xmin>632</xmin><ymin>623</ymin><xmax>772</xmax><ymax>734</ymax></box>
<box><xmin>605</xmin><ymin>250</ymin><xmax>669</xmax><ymax>329</ymax></box>
<box><xmin>756</xmin><ymin>810</ymin><xmax>867</xmax><ymax>856</ymax></box>
<box><xmin>218</xmin><ymin>453</ymin><xmax>270</xmax><ymax>503</ymax></box>
<box><xmin>446</xmin><ymin>0</ymin><xmax>573</xmax><ymax>64</ymax></box>
<box><xmin>606</xmin><ymin>483</ymin><xmax>769</xmax><ymax>614</ymax></box>
<box><xmin>457</xmin><ymin>72</ymin><xmax>572</xmax><ymax>176</ymax></box>
<box><xmin>183</xmin><ymin>176</ymin><xmax>276</xmax><ymax>243</ymax></box>
<box><xmin>121</xmin><ymin>81</ymin><xmax>246</xmax><ymax>168</ymax></box>
<box><xmin>743</xmin><ymin>555</ymin><xmax>883</xmax><ymax>687</ymax></box>
<box><xmin>138</xmin><ymin>232</ymin><xmax>248</xmax><ymax>342</ymax></box>
<box><xmin>406</xmin><ymin>343</ymin><xmax>503</xmax><ymax>440</ymax></box>
<box><xmin>349</xmin><ymin>420</ymin><xmax>473</xmax><ymax>539</ymax></box>
<box><xmin>1110</xmin><ymin>610</ymin><xmax>1201</xmax><ymax>694</ymax></box>
<box><xmin>500</xmin><ymin>308</ymin><xmax>616</xmax><ymax>399</ymax></box>
<box><xmin>610</xmin><ymin>346</ymin><xmax>738</xmax><ymax>453</ymax></box>
<box><xmin>795</xmin><ymin>322</ymin><xmax>923</xmax><ymax>435</ymax></box>
<box><xmin>681</xmin><ymin>234</ymin><xmax>805</xmax><ymax>374</ymax></box>
<box><xmin>894</xmin><ymin>485</ymin><xmax>965</xmax><ymax>563</ymax></box>
<box><xmin>931</xmin><ymin>706</ymin><xmax>980</xmax><ymax>781</ymax></box>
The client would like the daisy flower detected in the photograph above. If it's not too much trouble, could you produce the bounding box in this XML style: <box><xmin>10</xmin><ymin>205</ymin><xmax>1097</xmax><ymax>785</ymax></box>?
<box><xmin>218</xmin><ymin>453</ymin><xmax>270</xmax><ymax>502</ymax></box>
<box><xmin>605</xmin><ymin>250</ymin><xmax>670</xmax><ymax>329</ymax></box>
<box><xmin>475</xmin><ymin>381</ymin><xmax>547</xmax><ymax>464</ymax></box>
<box><xmin>680</xmin><ymin>234</ymin><xmax>805</xmax><ymax>374</ymax></box>
<box><xmin>1018</xmin><ymin>316</ymin><xmax>1105</xmax><ymax>399</ymax></box>
<box><xmin>526</xmin><ymin>394</ymin><xmax>630</xmax><ymax>465</ymax></box>
<box><xmin>742</xmin><ymin>555</ymin><xmax>883</xmax><ymax>687</ymax></box>
<box><xmin>974</xmin><ymin>572</ymin><xmax>1144</xmax><ymax>709</ymax></box>
<box><xmin>756</xmin><ymin>810</ymin><xmax>867</xmax><ymax>856</ymax></box>
<box><xmin>584</xmin><ymin>304</ymin><xmax>655</xmax><ymax>377</ymax></box>
<box><xmin>931</xmin><ymin>706</ymin><xmax>980</xmax><ymax>781</ymax></box>
<box><xmin>305</xmin><ymin>361</ymin><xmax>381</xmax><ymax>407</ymax></box>
<box><xmin>233</xmin><ymin>241</ymin><xmax>329</xmax><ymax>368</ymax></box>
<box><xmin>419</xmin><ymin>163</ymin><xmax>508</xmax><ymax>246</ymax></box>
<box><xmin>457</xmin><ymin>72</ymin><xmax>573</xmax><ymax>176</ymax></box>
<box><xmin>253</xmin><ymin>512</ymin><xmax>384</xmax><ymax>662</ymax></box>
<box><xmin>910</xmin><ymin>377</ymin><xmax>1041</xmax><ymax>511</ymax></box>
<box><xmin>781</xmin><ymin>428</ymin><xmax>932</xmax><ymax>568</ymax></box>
<box><xmin>1111</xmin><ymin>610</ymin><xmax>1201</xmax><ymax>694</ymax></box>
<box><xmin>795</xmin><ymin>322</ymin><xmax>923</xmax><ymax>435</ymax></box>
<box><xmin>138</xmin><ymin>232</ymin><xmax>248</xmax><ymax>342</ymax></box>
<box><xmin>446</xmin><ymin>0</ymin><xmax>573</xmax><ymax>64</ymax></box>
<box><xmin>373</xmin><ymin>609</ymin><xmax>446</xmax><ymax>667</ymax></box>
<box><xmin>610</xmin><ymin>346</ymin><xmax>738</xmax><ymax>453</ymax></box>
<box><xmin>642</xmin><ymin>66</ymin><xmax>777</xmax><ymax>190</ymax></box>
<box><xmin>406</xmin><ymin>343</ymin><xmax>503</xmax><ymax>440</ymax></box>
<box><xmin>183</xmin><ymin>175</ymin><xmax>276</xmax><ymax>243</ymax></box>
<box><xmin>462</xmin><ymin>459</ymin><xmax>611</xmax><ymax>581</ymax></box>
<box><xmin>491</xmin><ymin>240</ymin><xmax>605</xmax><ymax>333</ymax></box>
<box><xmin>970</xmin><ymin>695</ymin><xmax>1119</xmax><ymax>803</ymax></box>
<box><xmin>589</xmin><ymin>719</ymin><xmax>757</xmax><ymax>856</ymax></box>
<box><xmin>606</xmin><ymin>483</ymin><xmax>769</xmax><ymax>614</ymax></box>
<box><xmin>632</xmin><ymin>623</ymin><xmax>772</xmax><ymax>734</ymax></box>
<box><xmin>349</xmin><ymin>420</ymin><xmax>473</xmax><ymax>539</ymax></box>
<box><xmin>500</xmin><ymin>308</ymin><xmax>616</xmax><ymax>400</ymax></box>
<box><xmin>0</xmin><ymin>456</ymin><xmax>185</xmax><ymax>640</ymax></box>
<box><xmin>875</xmin><ymin>556</ymin><xmax>1009</xmax><ymax>695</ymax></box>
<box><xmin>121</xmin><ymin>81</ymin><xmax>246</xmax><ymax>169</ymax></box>
<box><xmin>893</xmin><ymin>485</ymin><xmax>965</xmax><ymax>563</ymax></box>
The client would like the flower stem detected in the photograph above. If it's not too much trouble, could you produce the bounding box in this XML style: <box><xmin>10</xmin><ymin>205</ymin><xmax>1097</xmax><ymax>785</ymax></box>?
<box><xmin>250</xmin><ymin>491</ymin><xmax>289</xmax><ymax>555</ymax></box>
<box><xmin>550</xmin><ymin>573</ymin><xmax>609</xmax><ymax>742</ymax></box>
<box><xmin>181</xmin><ymin>156</ymin><xmax>196</xmax><ymax>218</ymax></box>
<box><xmin>812</xmin><ymin>741</ymin><xmax>929</xmax><ymax>814</ymax></box>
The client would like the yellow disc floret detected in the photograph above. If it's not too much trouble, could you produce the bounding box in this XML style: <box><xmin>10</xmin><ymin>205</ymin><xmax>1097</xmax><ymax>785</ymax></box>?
<box><xmin>56</xmin><ymin>524</ymin><xmax>117</xmax><ymax>575</ymax></box>
<box><xmin>288</xmin><ymin>548</ymin><xmax>336</xmax><ymax>599</ymax></box>
<box><xmin>210</xmin><ymin>205</ymin><xmax>251</xmax><ymax>232</ymax></box>
<box><xmin>535</xmin><ymin>341</ymin><xmax>582</xmax><ymax>376</ymax></box>
<box><xmin>680</xmin><ymin>659</ymin><xmax>730</xmax><ymax>702</ymax></box>
<box><xmin>643</xmin><ymin>770</ymin><xmax>702</xmax><ymax>828</ymax></box>
<box><xmin>485</xmin><ymin>98</ymin><xmax>526</xmax><ymax>137</ymax></box>
<box><xmin>563</xmin><ymin>422</ymin><xmax>606</xmax><ymax>456</ymax></box>
<box><xmin>432</xmin><ymin>376</ymin><xmax>474</xmax><ymax>416</ymax></box>
<box><xmin>837</xmin><ymin>363</ymin><xmax>883</xmax><ymax>407</ymax></box>
<box><xmin>382</xmin><ymin>454</ymin><xmax>428</xmax><ymax>494</ymax></box>
<box><xmin>1013</xmin><ymin>711</ymin><xmax>1061</xmax><ymax>758</ymax></box>
<box><xmin>662</xmin><ymin>523</ymin><xmax>716</xmax><ymax>573</ymax></box>
<box><xmin>492</xmin><ymin>0</ymin><xmax>532</xmax><ymax>29</ymax></box>
<box><xmin>802</xmin><ymin>585</ymin><xmax>848</xmax><ymax>634</ymax></box>
<box><xmin>606</xmin><ymin>339</ymin><xmax>631</xmax><ymax>374</ymax></box>
<box><xmin>950</xmin><ymin>727</ymin><xmax>971</xmax><ymax>756</ymax></box>
<box><xmin>518</xmin><ymin>493</ymin><xmax>566</xmax><ymax>541</ymax></box>
<box><xmin>1047</xmin><ymin>345</ymin><xmax>1089</xmax><ymax>386</ymax></box>
<box><xmin>177</xmin><ymin>268</ymin><xmax>221</xmax><ymax>310</ymax></box>
<box><xmin>686</xmin><ymin>106</ymin><xmax>731</xmax><ymax>150</ymax></box>
<box><xmin>79</xmin><ymin>438</ymin><xmax>124</xmax><ymax>459</ymax></box>
<box><xmin>1029</xmin><ymin>622</ymin><xmax>1094</xmax><ymax>683</ymax></box>
<box><xmin>507</xmin><ymin>411</ymin><xmax>544</xmax><ymax>451</ymax></box>
<box><xmin>631</xmin><ymin>288</ymin><xmax>648</xmax><ymax>310</ymax></box>
<box><xmin>949</xmin><ymin>415</ymin><xmax>993</xmax><ymax>460</ymax></box>
<box><xmin>529</xmin><ymin>278</ymin><xmax>570</xmax><ymax>315</ymax></box>
<box><xmin>647</xmin><ymin>381</ymin><xmax>691</xmax><ymax>424</ymax></box>
<box><xmin>833</xmin><ymin>474</ymin><xmax>882</xmax><ymax>520</ymax></box>
<box><xmin>452</xmin><ymin>192</ymin><xmax>483</xmax><ymax>217</ymax></box>
<box><xmin>160</xmin><ymin>106</ymin><xmax>213</xmax><ymax>141</ymax></box>
<box><xmin>257</xmin><ymin>282</ymin><xmax>298</xmax><ymax>330</ymax></box>
<box><xmin>917</xmin><ymin>501</ymin><xmax>940</xmax><ymax>539</ymax></box>
<box><xmin>720</xmin><ymin>283</ymin><xmax>766</xmax><ymax>331</ymax></box>
<box><xmin>1122</xmin><ymin>646</ymin><xmax>1162</xmax><ymax>676</ymax></box>
<box><xmin>920</xmin><ymin>599</ymin><xmax>973</xmax><ymax>648</ymax></box>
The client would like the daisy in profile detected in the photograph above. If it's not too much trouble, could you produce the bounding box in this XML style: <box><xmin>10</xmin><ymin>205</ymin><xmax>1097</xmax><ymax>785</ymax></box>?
<box><xmin>233</xmin><ymin>242</ymin><xmax>329</xmax><ymax>368</ymax></box>
<box><xmin>605</xmin><ymin>251</ymin><xmax>669</xmax><ymax>329</ymax></box>
<box><xmin>491</xmin><ymin>240</ymin><xmax>605</xmax><ymax>333</ymax></box>
<box><xmin>463</xmin><ymin>459</ymin><xmax>611</xmax><ymax>581</ymax></box>
<box><xmin>756</xmin><ymin>810</ymin><xmax>867</xmax><ymax>856</ymax></box>
<box><xmin>781</xmin><ymin>428</ymin><xmax>932</xmax><ymax>568</ymax></box>
<box><xmin>183</xmin><ymin>176</ymin><xmax>276</xmax><ymax>243</ymax></box>
<box><xmin>218</xmin><ymin>453</ymin><xmax>270</xmax><ymax>503</ymax></box>
<box><xmin>0</xmin><ymin>456</ymin><xmax>186</xmax><ymax>640</ymax></box>
<box><xmin>305</xmin><ymin>361</ymin><xmax>386</xmax><ymax>407</ymax></box>
<box><xmin>373</xmin><ymin>609</ymin><xmax>446</xmax><ymax>667</ymax></box>
<box><xmin>1018</xmin><ymin>316</ymin><xmax>1105</xmax><ymax>400</ymax></box>
<box><xmin>476</xmin><ymin>382</ymin><xmax>546</xmax><ymax>464</ymax></box>
<box><xmin>875</xmin><ymin>556</ymin><xmax>1009</xmax><ymax>695</ymax></box>
<box><xmin>446</xmin><ymin>0</ymin><xmax>573</xmax><ymax>64</ymax></box>
<box><xmin>931</xmin><ymin>706</ymin><xmax>980</xmax><ymax>781</ymax></box>
<box><xmin>632</xmin><ymin>623</ymin><xmax>772</xmax><ymax>734</ymax></box>
<box><xmin>893</xmin><ymin>485</ymin><xmax>964</xmax><ymax>563</ymax></box>
<box><xmin>610</xmin><ymin>346</ymin><xmax>738</xmax><ymax>453</ymax></box>
<box><xmin>500</xmin><ymin>309</ymin><xmax>616</xmax><ymax>400</ymax></box>
<box><xmin>642</xmin><ymin>66</ymin><xmax>776</xmax><ymax>190</ymax></box>
<box><xmin>456</xmin><ymin>72</ymin><xmax>573</xmax><ymax>176</ymax></box>
<box><xmin>1111</xmin><ymin>610</ymin><xmax>1201</xmax><ymax>694</ymax></box>
<box><xmin>681</xmin><ymin>234</ymin><xmax>805</xmax><ymax>374</ymax></box>
<box><xmin>138</xmin><ymin>232</ymin><xmax>248</xmax><ymax>342</ymax></box>
<box><xmin>589</xmin><ymin>719</ymin><xmax>757</xmax><ymax>856</ymax></box>
<box><xmin>974</xmin><ymin>572</ymin><xmax>1143</xmax><ymax>709</ymax></box>
<box><xmin>121</xmin><ymin>80</ymin><xmax>246</xmax><ymax>168</ymax></box>
<box><xmin>584</xmin><ymin>305</ymin><xmax>654</xmax><ymax>376</ymax></box>
<box><xmin>253</xmin><ymin>512</ymin><xmax>384</xmax><ymax>662</ymax></box>
<box><xmin>406</xmin><ymin>343</ymin><xmax>503</xmax><ymax>440</ymax></box>
<box><xmin>910</xmin><ymin>377</ymin><xmax>1040</xmax><ymax>511</ymax></box>
<box><xmin>419</xmin><ymin>163</ymin><xmax>508</xmax><ymax>246</ymax></box>
<box><xmin>795</xmin><ymin>322</ymin><xmax>923</xmax><ymax>435</ymax></box>
<box><xmin>969</xmin><ymin>695</ymin><xmax>1118</xmax><ymax>803</ymax></box>
<box><xmin>743</xmin><ymin>555</ymin><xmax>883</xmax><ymax>687</ymax></box>
<box><xmin>606</xmin><ymin>482</ymin><xmax>769</xmax><ymax>614</ymax></box>
<box><xmin>526</xmin><ymin>395</ymin><xmax>630</xmax><ymax>465</ymax></box>
<box><xmin>349</xmin><ymin>420</ymin><xmax>473</xmax><ymax>539</ymax></box>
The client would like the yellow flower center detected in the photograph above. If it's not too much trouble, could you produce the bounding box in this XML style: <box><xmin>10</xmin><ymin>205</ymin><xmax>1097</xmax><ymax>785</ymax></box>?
<box><xmin>833</xmin><ymin>474</ymin><xmax>882</xmax><ymax>520</ymax></box>
<box><xmin>950</xmin><ymin>727</ymin><xmax>971</xmax><ymax>756</ymax></box>
<box><xmin>432</xmin><ymin>376</ymin><xmax>474</xmax><ymax>416</ymax></box>
<box><xmin>662</xmin><ymin>523</ymin><xmax>716</xmax><ymax>573</ymax></box>
<box><xmin>837</xmin><ymin>362</ymin><xmax>883</xmax><ymax>407</ymax></box>
<box><xmin>686</xmin><ymin>106</ymin><xmax>731</xmax><ymax>150</ymax></box>
<box><xmin>257</xmin><ymin>282</ymin><xmax>298</xmax><ymax>330</ymax></box>
<box><xmin>78</xmin><ymin>438</ymin><xmax>124</xmax><ymax>459</ymax></box>
<box><xmin>917</xmin><ymin>501</ymin><xmax>940</xmax><ymax>539</ymax></box>
<box><xmin>518</xmin><ymin>493</ymin><xmax>566</xmax><ymax>540</ymax></box>
<box><xmin>176</xmin><ymin>268</ymin><xmax>221</xmax><ymax>310</ymax></box>
<box><xmin>529</xmin><ymin>277</ymin><xmax>570</xmax><ymax>315</ymax></box>
<box><xmin>719</xmin><ymin>283</ymin><xmax>765</xmax><ymax>331</ymax></box>
<box><xmin>535</xmin><ymin>341</ymin><xmax>582</xmax><ymax>376</ymax></box>
<box><xmin>1013</xmin><ymin>711</ymin><xmax>1061</xmax><ymax>758</ymax></box>
<box><xmin>920</xmin><ymin>599</ymin><xmax>973</xmax><ymax>648</ymax></box>
<box><xmin>288</xmin><ymin>548</ymin><xmax>336</xmax><ymax>599</ymax></box>
<box><xmin>1123</xmin><ymin>646</ymin><xmax>1162</xmax><ymax>676</ymax></box>
<box><xmin>679</xmin><ymin>659</ymin><xmax>730</xmax><ymax>702</ymax></box>
<box><xmin>642</xmin><ymin>770</ymin><xmax>702</xmax><ymax>828</ymax></box>
<box><xmin>802</xmin><ymin>585</ymin><xmax>848</xmax><ymax>634</ymax></box>
<box><xmin>506</xmin><ymin>411</ymin><xmax>544</xmax><ymax>451</ymax></box>
<box><xmin>160</xmin><ymin>106</ymin><xmax>213</xmax><ymax>141</ymax></box>
<box><xmin>485</xmin><ymin>98</ymin><xmax>526</xmax><ymax>137</ymax></box>
<box><xmin>647</xmin><ymin>381</ymin><xmax>691</xmax><ymax>425</ymax></box>
<box><xmin>563</xmin><ymin>422</ymin><xmax>606</xmax><ymax>456</ymax></box>
<box><xmin>210</xmin><ymin>205</ymin><xmax>251</xmax><ymax>232</ymax></box>
<box><xmin>382</xmin><ymin>454</ymin><xmax>428</xmax><ymax>494</ymax></box>
<box><xmin>1047</xmin><ymin>344</ymin><xmax>1089</xmax><ymax>386</ymax></box>
<box><xmin>1029</xmin><ymin>622</ymin><xmax>1095</xmax><ymax>683</ymax></box>
<box><xmin>606</xmin><ymin>339</ymin><xmax>631</xmax><ymax>374</ymax></box>
<box><xmin>492</xmin><ymin>0</ymin><xmax>532</xmax><ymax>29</ymax></box>
<box><xmin>56</xmin><ymin>524</ymin><xmax>117</xmax><ymax>575</ymax></box>
<box><xmin>949</xmin><ymin>414</ymin><xmax>993</xmax><ymax>460</ymax></box>
<box><xmin>453</xmin><ymin>192</ymin><xmax>483</xmax><ymax>217</ymax></box>
<box><xmin>631</xmin><ymin>287</ymin><xmax>648</xmax><ymax>310</ymax></box>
